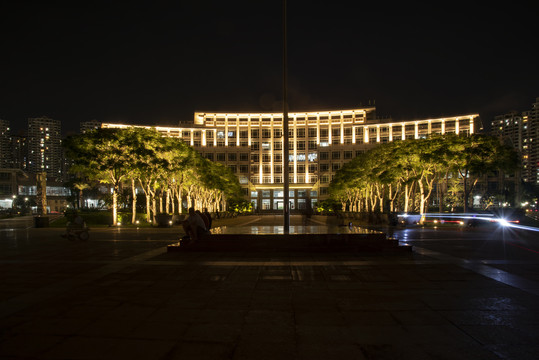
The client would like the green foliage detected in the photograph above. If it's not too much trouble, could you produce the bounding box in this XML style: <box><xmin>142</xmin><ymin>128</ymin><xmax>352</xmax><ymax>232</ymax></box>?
<box><xmin>315</xmin><ymin>199</ymin><xmax>341</xmax><ymax>213</ymax></box>
<box><xmin>443</xmin><ymin>177</ymin><xmax>463</xmax><ymax>212</ymax></box>
<box><xmin>442</xmin><ymin>133</ymin><xmax>520</xmax><ymax>211</ymax></box>
<box><xmin>229</xmin><ymin>199</ymin><xmax>252</xmax><ymax>213</ymax></box>
<box><xmin>52</xmin><ymin>211</ymin><xmax>113</xmax><ymax>227</ymax></box>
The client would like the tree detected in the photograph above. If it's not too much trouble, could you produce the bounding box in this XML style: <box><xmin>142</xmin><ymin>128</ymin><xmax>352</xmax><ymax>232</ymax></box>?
<box><xmin>445</xmin><ymin>134</ymin><xmax>519</xmax><ymax>212</ymax></box>
<box><xmin>328</xmin><ymin>134</ymin><xmax>519</xmax><ymax>216</ymax></box>
<box><xmin>73</xmin><ymin>182</ymin><xmax>90</xmax><ymax>209</ymax></box>
<box><xmin>64</xmin><ymin>128</ymin><xmax>135</xmax><ymax>225</ymax></box>
<box><xmin>64</xmin><ymin>126</ymin><xmax>252</xmax><ymax>225</ymax></box>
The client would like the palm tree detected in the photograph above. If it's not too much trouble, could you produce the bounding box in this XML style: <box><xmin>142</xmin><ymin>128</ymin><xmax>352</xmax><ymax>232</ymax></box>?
<box><xmin>73</xmin><ymin>182</ymin><xmax>90</xmax><ymax>209</ymax></box>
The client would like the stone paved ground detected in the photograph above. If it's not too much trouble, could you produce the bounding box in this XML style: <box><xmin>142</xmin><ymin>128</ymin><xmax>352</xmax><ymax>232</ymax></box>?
<box><xmin>0</xmin><ymin>216</ymin><xmax>538</xmax><ymax>359</ymax></box>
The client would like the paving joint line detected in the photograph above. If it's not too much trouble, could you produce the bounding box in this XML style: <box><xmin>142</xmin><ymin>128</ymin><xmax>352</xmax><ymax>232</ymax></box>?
<box><xmin>0</xmin><ymin>245</ymin><xmax>169</xmax><ymax>319</ymax></box>
<box><xmin>413</xmin><ymin>245</ymin><xmax>539</xmax><ymax>296</ymax></box>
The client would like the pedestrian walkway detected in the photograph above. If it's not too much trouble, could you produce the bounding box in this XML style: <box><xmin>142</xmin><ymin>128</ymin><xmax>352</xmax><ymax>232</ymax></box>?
<box><xmin>0</xmin><ymin>219</ymin><xmax>538</xmax><ymax>359</ymax></box>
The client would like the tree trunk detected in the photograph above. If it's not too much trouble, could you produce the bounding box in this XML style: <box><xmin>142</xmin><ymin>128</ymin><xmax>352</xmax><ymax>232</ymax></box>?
<box><xmin>165</xmin><ymin>188</ymin><xmax>171</xmax><ymax>213</ymax></box>
<box><xmin>78</xmin><ymin>189</ymin><xmax>83</xmax><ymax>209</ymax></box>
<box><xmin>112</xmin><ymin>184</ymin><xmax>118</xmax><ymax>226</ymax></box>
<box><xmin>152</xmin><ymin>196</ymin><xmax>157</xmax><ymax>223</ymax></box>
<box><xmin>177</xmin><ymin>185</ymin><xmax>183</xmax><ymax>214</ymax></box>
<box><xmin>462</xmin><ymin>169</ymin><xmax>469</xmax><ymax>213</ymax></box>
<box><xmin>131</xmin><ymin>179</ymin><xmax>137</xmax><ymax>224</ymax></box>
<box><xmin>170</xmin><ymin>188</ymin><xmax>175</xmax><ymax>214</ymax></box>
<box><xmin>404</xmin><ymin>183</ymin><xmax>409</xmax><ymax>213</ymax></box>
<box><xmin>146</xmin><ymin>193</ymin><xmax>151</xmax><ymax>222</ymax></box>
<box><xmin>419</xmin><ymin>179</ymin><xmax>426</xmax><ymax>215</ymax></box>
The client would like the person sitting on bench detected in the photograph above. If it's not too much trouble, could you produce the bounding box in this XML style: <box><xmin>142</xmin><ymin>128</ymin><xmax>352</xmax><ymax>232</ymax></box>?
<box><xmin>181</xmin><ymin>207</ymin><xmax>208</xmax><ymax>244</ymax></box>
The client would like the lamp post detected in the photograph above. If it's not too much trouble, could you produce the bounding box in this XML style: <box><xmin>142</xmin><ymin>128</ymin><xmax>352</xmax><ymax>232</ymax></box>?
<box><xmin>282</xmin><ymin>0</ymin><xmax>289</xmax><ymax>233</ymax></box>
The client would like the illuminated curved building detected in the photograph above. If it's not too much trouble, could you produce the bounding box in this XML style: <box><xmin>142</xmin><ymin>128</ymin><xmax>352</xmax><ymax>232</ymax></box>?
<box><xmin>103</xmin><ymin>106</ymin><xmax>480</xmax><ymax>212</ymax></box>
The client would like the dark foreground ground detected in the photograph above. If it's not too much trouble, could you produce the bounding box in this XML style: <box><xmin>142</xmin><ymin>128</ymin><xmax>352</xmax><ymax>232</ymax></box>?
<box><xmin>0</xmin><ymin>215</ymin><xmax>538</xmax><ymax>359</ymax></box>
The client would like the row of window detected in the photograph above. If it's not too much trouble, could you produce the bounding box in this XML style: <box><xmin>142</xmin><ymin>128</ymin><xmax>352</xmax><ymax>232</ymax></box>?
<box><xmin>188</xmin><ymin>130</ymin><xmax>470</xmax><ymax>148</ymax></box>
<box><xmin>173</xmin><ymin>122</ymin><xmax>469</xmax><ymax>141</ymax></box>
<box><xmin>251</xmin><ymin>198</ymin><xmax>318</xmax><ymax>211</ymax></box>
<box><xmin>226</xmin><ymin>163</ymin><xmax>344</xmax><ymax>176</ymax></box>
<box><xmin>204</xmin><ymin>150</ymin><xmax>363</xmax><ymax>162</ymax></box>
<box><xmin>205</xmin><ymin>113</ymin><xmax>359</xmax><ymax>122</ymax></box>
<box><xmin>250</xmin><ymin>175</ymin><xmax>318</xmax><ymax>184</ymax></box>
<box><xmin>251</xmin><ymin>189</ymin><xmax>318</xmax><ymax>198</ymax></box>
<box><xmin>244</xmin><ymin>172</ymin><xmax>343</xmax><ymax>185</ymax></box>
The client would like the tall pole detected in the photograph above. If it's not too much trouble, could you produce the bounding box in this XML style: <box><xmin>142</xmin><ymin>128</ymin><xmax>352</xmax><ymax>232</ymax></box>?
<box><xmin>282</xmin><ymin>0</ymin><xmax>290</xmax><ymax>232</ymax></box>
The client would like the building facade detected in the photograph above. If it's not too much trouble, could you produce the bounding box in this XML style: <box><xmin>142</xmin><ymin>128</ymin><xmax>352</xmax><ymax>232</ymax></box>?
<box><xmin>10</xmin><ymin>134</ymin><xmax>27</xmax><ymax>171</ymax></box>
<box><xmin>491</xmin><ymin>97</ymin><xmax>539</xmax><ymax>185</ymax></box>
<box><xmin>80</xmin><ymin>120</ymin><xmax>103</xmax><ymax>134</ymax></box>
<box><xmin>27</xmin><ymin>117</ymin><xmax>63</xmax><ymax>181</ymax></box>
<box><xmin>0</xmin><ymin>119</ymin><xmax>12</xmax><ymax>169</ymax></box>
<box><xmin>103</xmin><ymin>107</ymin><xmax>480</xmax><ymax>212</ymax></box>
<box><xmin>0</xmin><ymin>168</ymin><xmax>70</xmax><ymax>213</ymax></box>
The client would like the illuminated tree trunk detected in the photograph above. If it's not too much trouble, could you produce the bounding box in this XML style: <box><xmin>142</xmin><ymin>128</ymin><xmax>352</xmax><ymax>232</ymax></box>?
<box><xmin>177</xmin><ymin>184</ymin><xmax>183</xmax><ymax>214</ymax></box>
<box><xmin>404</xmin><ymin>183</ymin><xmax>409</xmax><ymax>213</ymax></box>
<box><xmin>369</xmin><ymin>186</ymin><xmax>376</xmax><ymax>212</ymax></box>
<box><xmin>146</xmin><ymin>193</ymin><xmax>151</xmax><ymax>221</ymax></box>
<box><xmin>138</xmin><ymin>179</ymin><xmax>152</xmax><ymax>222</ymax></box>
<box><xmin>186</xmin><ymin>185</ymin><xmax>194</xmax><ymax>209</ymax></box>
<box><xmin>152</xmin><ymin>196</ymin><xmax>157</xmax><ymax>222</ymax></box>
<box><xmin>216</xmin><ymin>192</ymin><xmax>222</xmax><ymax>212</ymax></box>
<box><xmin>375</xmin><ymin>183</ymin><xmax>384</xmax><ymax>212</ymax></box>
<box><xmin>164</xmin><ymin>189</ymin><xmax>171</xmax><ymax>213</ymax></box>
<box><xmin>418</xmin><ymin>179</ymin><xmax>426</xmax><ymax>215</ymax></box>
<box><xmin>149</xmin><ymin>182</ymin><xmax>157</xmax><ymax>223</ymax></box>
<box><xmin>169</xmin><ymin>189</ymin><xmax>175</xmax><ymax>214</ymax></box>
<box><xmin>388</xmin><ymin>183</ymin><xmax>400</xmax><ymax>213</ymax></box>
<box><xmin>131</xmin><ymin>179</ymin><xmax>137</xmax><ymax>224</ymax></box>
<box><xmin>112</xmin><ymin>184</ymin><xmax>118</xmax><ymax>226</ymax></box>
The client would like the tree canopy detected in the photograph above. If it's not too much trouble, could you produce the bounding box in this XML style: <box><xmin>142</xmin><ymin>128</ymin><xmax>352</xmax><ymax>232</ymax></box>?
<box><xmin>63</xmin><ymin>127</ymin><xmax>242</xmax><ymax>225</ymax></box>
<box><xmin>329</xmin><ymin>134</ymin><xmax>519</xmax><ymax>215</ymax></box>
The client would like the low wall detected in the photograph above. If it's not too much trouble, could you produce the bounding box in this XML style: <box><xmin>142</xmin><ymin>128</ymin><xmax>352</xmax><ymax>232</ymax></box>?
<box><xmin>168</xmin><ymin>230</ymin><xmax>411</xmax><ymax>253</ymax></box>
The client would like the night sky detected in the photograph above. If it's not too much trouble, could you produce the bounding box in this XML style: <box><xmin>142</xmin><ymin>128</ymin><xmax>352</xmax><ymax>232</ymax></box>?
<box><xmin>1</xmin><ymin>2</ymin><xmax>538</xmax><ymax>135</ymax></box>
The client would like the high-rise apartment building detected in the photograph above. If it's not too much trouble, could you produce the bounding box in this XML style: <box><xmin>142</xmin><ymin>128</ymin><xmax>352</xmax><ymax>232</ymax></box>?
<box><xmin>523</xmin><ymin>98</ymin><xmax>539</xmax><ymax>185</ymax></box>
<box><xmin>0</xmin><ymin>119</ymin><xmax>11</xmax><ymax>168</ymax></box>
<box><xmin>103</xmin><ymin>106</ymin><xmax>480</xmax><ymax>211</ymax></box>
<box><xmin>10</xmin><ymin>134</ymin><xmax>27</xmax><ymax>171</ymax></box>
<box><xmin>491</xmin><ymin>97</ymin><xmax>539</xmax><ymax>184</ymax></box>
<box><xmin>27</xmin><ymin>117</ymin><xmax>63</xmax><ymax>181</ymax></box>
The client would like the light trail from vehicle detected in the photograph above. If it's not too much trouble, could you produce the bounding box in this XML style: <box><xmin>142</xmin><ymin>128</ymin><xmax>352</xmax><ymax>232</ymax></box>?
<box><xmin>398</xmin><ymin>212</ymin><xmax>539</xmax><ymax>232</ymax></box>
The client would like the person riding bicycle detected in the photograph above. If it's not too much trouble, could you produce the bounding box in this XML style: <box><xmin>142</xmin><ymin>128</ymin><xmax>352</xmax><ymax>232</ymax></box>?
<box><xmin>62</xmin><ymin>210</ymin><xmax>88</xmax><ymax>239</ymax></box>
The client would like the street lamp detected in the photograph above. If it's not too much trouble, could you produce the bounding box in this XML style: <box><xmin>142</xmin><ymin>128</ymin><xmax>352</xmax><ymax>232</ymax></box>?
<box><xmin>282</xmin><ymin>0</ymin><xmax>289</xmax><ymax>233</ymax></box>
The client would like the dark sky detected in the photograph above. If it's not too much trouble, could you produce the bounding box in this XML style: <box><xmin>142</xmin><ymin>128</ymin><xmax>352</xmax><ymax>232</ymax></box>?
<box><xmin>1</xmin><ymin>2</ymin><xmax>538</xmax><ymax>135</ymax></box>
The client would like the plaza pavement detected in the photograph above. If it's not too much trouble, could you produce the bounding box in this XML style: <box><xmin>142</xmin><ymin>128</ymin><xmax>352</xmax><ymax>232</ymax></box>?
<box><xmin>0</xmin><ymin>215</ymin><xmax>538</xmax><ymax>359</ymax></box>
